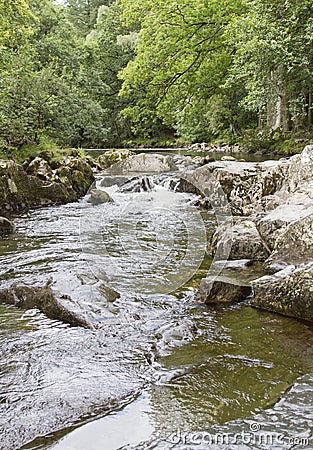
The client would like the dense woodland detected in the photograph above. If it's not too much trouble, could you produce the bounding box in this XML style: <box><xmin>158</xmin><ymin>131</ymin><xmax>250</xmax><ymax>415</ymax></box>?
<box><xmin>0</xmin><ymin>0</ymin><xmax>313</xmax><ymax>153</ymax></box>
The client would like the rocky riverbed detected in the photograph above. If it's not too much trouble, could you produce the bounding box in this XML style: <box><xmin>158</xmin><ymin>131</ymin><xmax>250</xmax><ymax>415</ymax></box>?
<box><xmin>0</xmin><ymin>146</ymin><xmax>312</xmax><ymax>448</ymax></box>
<box><xmin>0</xmin><ymin>145</ymin><xmax>312</xmax><ymax>327</ymax></box>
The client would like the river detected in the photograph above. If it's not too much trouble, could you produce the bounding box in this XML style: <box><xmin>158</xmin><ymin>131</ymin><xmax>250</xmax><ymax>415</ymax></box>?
<box><xmin>0</xmin><ymin>152</ymin><xmax>312</xmax><ymax>449</ymax></box>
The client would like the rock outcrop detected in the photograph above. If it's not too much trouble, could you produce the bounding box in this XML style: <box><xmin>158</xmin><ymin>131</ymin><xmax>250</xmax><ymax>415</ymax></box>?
<box><xmin>193</xmin><ymin>145</ymin><xmax>313</xmax><ymax>320</ymax></box>
<box><xmin>251</xmin><ymin>264</ymin><xmax>313</xmax><ymax>322</ymax></box>
<box><xmin>0</xmin><ymin>154</ymin><xmax>95</xmax><ymax>218</ymax></box>
<box><xmin>0</xmin><ymin>148</ymin><xmax>135</xmax><ymax>235</ymax></box>
<box><xmin>186</xmin><ymin>159</ymin><xmax>288</xmax><ymax>215</ymax></box>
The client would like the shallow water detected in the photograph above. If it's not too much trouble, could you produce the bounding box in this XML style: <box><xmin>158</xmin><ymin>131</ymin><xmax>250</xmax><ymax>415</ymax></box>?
<box><xmin>86</xmin><ymin>148</ymin><xmax>278</xmax><ymax>163</ymax></box>
<box><xmin>0</xmin><ymin>163</ymin><xmax>312</xmax><ymax>449</ymax></box>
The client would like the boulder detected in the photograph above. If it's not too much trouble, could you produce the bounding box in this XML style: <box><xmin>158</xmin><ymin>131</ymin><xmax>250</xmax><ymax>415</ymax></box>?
<box><xmin>251</xmin><ymin>264</ymin><xmax>313</xmax><ymax>322</ymax></box>
<box><xmin>269</xmin><ymin>213</ymin><xmax>313</xmax><ymax>265</ymax></box>
<box><xmin>0</xmin><ymin>216</ymin><xmax>15</xmax><ymax>236</ymax></box>
<box><xmin>109</xmin><ymin>153</ymin><xmax>178</xmax><ymax>175</ymax></box>
<box><xmin>195</xmin><ymin>275</ymin><xmax>252</xmax><ymax>304</ymax></box>
<box><xmin>210</xmin><ymin>219</ymin><xmax>270</xmax><ymax>261</ymax></box>
<box><xmin>257</xmin><ymin>202</ymin><xmax>313</xmax><ymax>252</ymax></box>
<box><xmin>97</xmin><ymin>149</ymin><xmax>134</xmax><ymax>169</ymax></box>
<box><xmin>25</xmin><ymin>157</ymin><xmax>52</xmax><ymax>180</ymax></box>
<box><xmin>0</xmin><ymin>284</ymin><xmax>92</xmax><ymax>328</ymax></box>
<box><xmin>87</xmin><ymin>189</ymin><xmax>113</xmax><ymax>205</ymax></box>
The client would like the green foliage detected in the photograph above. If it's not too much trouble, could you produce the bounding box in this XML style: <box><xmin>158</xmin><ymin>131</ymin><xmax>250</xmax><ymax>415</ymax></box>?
<box><xmin>0</xmin><ymin>0</ymin><xmax>138</xmax><ymax>151</ymax></box>
<box><xmin>66</xmin><ymin>0</ymin><xmax>113</xmax><ymax>35</ymax></box>
<box><xmin>81</xmin><ymin>2</ymin><xmax>139</xmax><ymax>146</ymax></box>
<box><xmin>227</xmin><ymin>0</ymin><xmax>313</xmax><ymax>130</ymax></box>
<box><xmin>120</xmin><ymin>0</ymin><xmax>313</xmax><ymax>143</ymax></box>
<box><xmin>0</xmin><ymin>0</ymin><xmax>312</xmax><ymax>153</ymax></box>
<box><xmin>119</xmin><ymin>0</ymin><xmax>245</xmax><ymax>140</ymax></box>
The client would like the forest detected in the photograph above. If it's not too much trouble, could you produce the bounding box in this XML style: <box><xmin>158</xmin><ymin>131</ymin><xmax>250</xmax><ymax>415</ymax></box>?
<box><xmin>1</xmin><ymin>0</ymin><xmax>313</xmax><ymax>153</ymax></box>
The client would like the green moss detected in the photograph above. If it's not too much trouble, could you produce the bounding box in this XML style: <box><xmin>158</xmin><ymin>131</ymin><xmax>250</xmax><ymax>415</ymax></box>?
<box><xmin>2</xmin><ymin>138</ymin><xmax>87</xmax><ymax>165</ymax></box>
<box><xmin>212</xmin><ymin>128</ymin><xmax>312</xmax><ymax>156</ymax></box>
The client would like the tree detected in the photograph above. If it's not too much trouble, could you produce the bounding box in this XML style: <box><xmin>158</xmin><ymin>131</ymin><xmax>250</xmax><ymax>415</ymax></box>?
<box><xmin>79</xmin><ymin>2</ymin><xmax>138</xmax><ymax>145</ymax></box>
<box><xmin>0</xmin><ymin>0</ymin><xmax>38</xmax><ymax>149</ymax></box>
<box><xmin>119</xmin><ymin>0</ymin><xmax>245</xmax><ymax>141</ymax></box>
<box><xmin>229</xmin><ymin>0</ymin><xmax>313</xmax><ymax>132</ymax></box>
<box><xmin>65</xmin><ymin>0</ymin><xmax>113</xmax><ymax>35</ymax></box>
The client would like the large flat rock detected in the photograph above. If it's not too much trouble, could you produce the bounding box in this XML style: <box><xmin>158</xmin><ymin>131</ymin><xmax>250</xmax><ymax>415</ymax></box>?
<box><xmin>257</xmin><ymin>201</ymin><xmax>313</xmax><ymax>250</ymax></box>
<box><xmin>109</xmin><ymin>153</ymin><xmax>178</xmax><ymax>174</ymax></box>
<box><xmin>251</xmin><ymin>264</ymin><xmax>313</xmax><ymax>322</ymax></box>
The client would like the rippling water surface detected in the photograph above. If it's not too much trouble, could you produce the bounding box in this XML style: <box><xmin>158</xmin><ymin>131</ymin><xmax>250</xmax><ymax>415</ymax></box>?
<box><xmin>0</xmin><ymin>164</ymin><xmax>312</xmax><ymax>449</ymax></box>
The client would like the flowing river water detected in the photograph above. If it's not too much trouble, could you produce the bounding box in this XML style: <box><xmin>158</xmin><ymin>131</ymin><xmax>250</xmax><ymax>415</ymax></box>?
<box><xmin>0</xmin><ymin>152</ymin><xmax>312</xmax><ymax>449</ymax></box>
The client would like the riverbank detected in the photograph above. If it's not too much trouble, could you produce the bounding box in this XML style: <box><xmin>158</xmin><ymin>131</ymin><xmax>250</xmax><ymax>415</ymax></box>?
<box><xmin>0</xmin><ymin>148</ymin><xmax>133</xmax><ymax>235</ymax></box>
<box><xmin>188</xmin><ymin>144</ymin><xmax>313</xmax><ymax>322</ymax></box>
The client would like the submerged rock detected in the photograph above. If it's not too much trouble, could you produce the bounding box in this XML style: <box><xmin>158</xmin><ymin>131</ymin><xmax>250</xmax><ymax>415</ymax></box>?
<box><xmin>0</xmin><ymin>284</ymin><xmax>92</xmax><ymax>328</ymax></box>
<box><xmin>87</xmin><ymin>189</ymin><xmax>113</xmax><ymax>205</ymax></box>
<box><xmin>195</xmin><ymin>275</ymin><xmax>252</xmax><ymax>304</ymax></box>
<box><xmin>251</xmin><ymin>264</ymin><xmax>313</xmax><ymax>322</ymax></box>
<box><xmin>0</xmin><ymin>216</ymin><xmax>15</xmax><ymax>236</ymax></box>
<box><xmin>0</xmin><ymin>278</ymin><xmax>121</xmax><ymax>328</ymax></box>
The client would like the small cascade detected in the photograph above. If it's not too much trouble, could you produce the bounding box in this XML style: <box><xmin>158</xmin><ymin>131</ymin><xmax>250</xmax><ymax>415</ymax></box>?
<box><xmin>120</xmin><ymin>175</ymin><xmax>155</xmax><ymax>193</ymax></box>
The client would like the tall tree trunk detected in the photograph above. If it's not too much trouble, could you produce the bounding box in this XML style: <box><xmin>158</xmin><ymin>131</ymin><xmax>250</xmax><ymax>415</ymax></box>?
<box><xmin>308</xmin><ymin>88</ymin><xmax>313</xmax><ymax>126</ymax></box>
<box><xmin>268</xmin><ymin>79</ymin><xmax>290</xmax><ymax>132</ymax></box>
